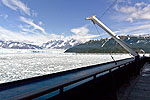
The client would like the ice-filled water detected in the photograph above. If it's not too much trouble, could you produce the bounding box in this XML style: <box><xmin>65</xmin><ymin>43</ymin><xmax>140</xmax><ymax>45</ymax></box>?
<box><xmin>0</xmin><ymin>49</ymin><xmax>134</xmax><ymax>84</ymax></box>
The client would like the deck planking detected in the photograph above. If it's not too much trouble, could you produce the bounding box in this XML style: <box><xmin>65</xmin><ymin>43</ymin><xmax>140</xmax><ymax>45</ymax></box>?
<box><xmin>120</xmin><ymin>62</ymin><xmax>150</xmax><ymax>100</ymax></box>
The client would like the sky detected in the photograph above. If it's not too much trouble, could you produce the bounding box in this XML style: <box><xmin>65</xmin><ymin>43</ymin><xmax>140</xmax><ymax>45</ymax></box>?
<box><xmin>0</xmin><ymin>0</ymin><xmax>150</xmax><ymax>45</ymax></box>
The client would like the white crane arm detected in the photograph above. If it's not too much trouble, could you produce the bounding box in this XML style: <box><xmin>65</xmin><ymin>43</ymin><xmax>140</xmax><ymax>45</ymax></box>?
<box><xmin>86</xmin><ymin>16</ymin><xmax>139</xmax><ymax>57</ymax></box>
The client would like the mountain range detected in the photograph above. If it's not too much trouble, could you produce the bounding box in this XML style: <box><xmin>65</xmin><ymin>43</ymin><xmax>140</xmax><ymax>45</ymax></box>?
<box><xmin>65</xmin><ymin>35</ymin><xmax>150</xmax><ymax>53</ymax></box>
<box><xmin>0</xmin><ymin>35</ymin><xmax>150</xmax><ymax>53</ymax></box>
<box><xmin>0</xmin><ymin>39</ymin><xmax>81</xmax><ymax>49</ymax></box>
<box><xmin>42</xmin><ymin>39</ymin><xmax>80</xmax><ymax>49</ymax></box>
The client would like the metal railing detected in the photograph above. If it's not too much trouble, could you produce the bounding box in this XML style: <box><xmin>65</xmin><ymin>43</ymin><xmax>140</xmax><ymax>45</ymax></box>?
<box><xmin>1</xmin><ymin>57</ymin><xmax>148</xmax><ymax>100</ymax></box>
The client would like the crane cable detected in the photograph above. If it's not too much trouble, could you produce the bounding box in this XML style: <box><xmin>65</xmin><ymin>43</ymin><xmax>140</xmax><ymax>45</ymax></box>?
<box><xmin>93</xmin><ymin>23</ymin><xmax>117</xmax><ymax>64</ymax></box>
<box><xmin>93</xmin><ymin>23</ymin><xmax>103</xmax><ymax>39</ymax></box>
<box><xmin>92</xmin><ymin>0</ymin><xmax>118</xmax><ymax>64</ymax></box>
<box><xmin>99</xmin><ymin>0</ymin><xmax>118</xmax><ymax>19</ymax></box>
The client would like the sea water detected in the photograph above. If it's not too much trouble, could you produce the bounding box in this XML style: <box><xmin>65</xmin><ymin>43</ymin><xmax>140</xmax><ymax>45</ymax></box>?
<box><xmin>0</xmin><ymin>49</ymin><xmax>134</xmax><ymax>84</ymax></box>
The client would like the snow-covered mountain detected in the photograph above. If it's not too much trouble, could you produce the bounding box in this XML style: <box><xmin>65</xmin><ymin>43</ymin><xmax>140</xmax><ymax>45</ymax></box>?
<box><xmin>1</xmin><ymin>34</ymin><xmax>149</xmax><ymax>50</ymax></box>
<box><xmin>42</xmin><ymin>39</ymin><xmax>81</xmax><ymax>49</ymax></box>
<box><xmin>0</xmin><ymin>40</ymin><xmax>42</xmax><ymax>49</ymax></box>
<box><xmin>65</xmin><ymin>35</ymin><xmax>150</xmax><ymax>53</ymax></box>
<box><xmin>0</xmin><ymin>39</ymin><xmax>81</xmax><ymax>49</ymax></box>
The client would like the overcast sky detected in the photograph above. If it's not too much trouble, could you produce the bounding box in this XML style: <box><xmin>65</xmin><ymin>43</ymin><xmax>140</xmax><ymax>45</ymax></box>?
<box><xmin>0</xmin><ymin>0</ymin><xmax>150</xmax><ymax>45</ymax></box>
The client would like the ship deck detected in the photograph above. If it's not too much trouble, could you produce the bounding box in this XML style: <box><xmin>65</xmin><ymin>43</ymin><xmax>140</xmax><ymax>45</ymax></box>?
<box><xmin>120</xmin><ymin>62</ymin><xmax>150</xmax><ymax>100</ymax></box>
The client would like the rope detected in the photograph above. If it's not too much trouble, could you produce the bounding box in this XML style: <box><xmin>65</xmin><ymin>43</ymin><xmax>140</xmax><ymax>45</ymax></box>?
<box><xmin>110</xmin><ymin>52</ymin><xmax>117</xmax><ymax>65</ymax></box>
<box><xmin>99</xmin><ymin>0</ymin><xmax>118</xmax><ymax>19</ymax></box>
<box><xmin>93</xmin><ymin>24</ymin><xmax>103</xmax><ymax>39</ymax></box>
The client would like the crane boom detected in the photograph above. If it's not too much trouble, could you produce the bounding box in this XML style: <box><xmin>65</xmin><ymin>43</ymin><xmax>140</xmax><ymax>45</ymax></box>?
<box><xmin>86</xmin><ymin>16</ymin><xmax>139</xmax><ymax>57</ymax></box>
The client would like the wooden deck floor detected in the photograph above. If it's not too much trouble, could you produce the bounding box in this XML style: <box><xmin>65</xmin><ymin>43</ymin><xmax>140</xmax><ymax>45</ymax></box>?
<box><xmin>119</xmin><ymin>62</ymin><xmax>150</xmax><ymax>100</ymax></box>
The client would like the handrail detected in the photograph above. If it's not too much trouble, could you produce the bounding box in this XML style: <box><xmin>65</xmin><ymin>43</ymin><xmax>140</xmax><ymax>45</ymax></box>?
<box><xmin>1</xmin><ymin>58</ymin><xmax>136</xmax><ymax>100</ymax></box>
<box><xmin>0</xmin><ymin>57</ymin><xmax>134</xmax><ymax>90</ymax></box>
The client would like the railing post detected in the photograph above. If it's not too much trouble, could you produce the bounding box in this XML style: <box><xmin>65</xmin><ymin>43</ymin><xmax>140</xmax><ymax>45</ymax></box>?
<box><xmin>93</xmin><ymin>74</ymin><xmax>96</xmax><ymax>79</ymax></box>
<box><xmin>60</xmin><ymin>87</ymin><xmax>64</xmax><ymax>94</ymax></box>
<box><xmin>110</xmin><ymin>71</ymin><xmax>118</xmax><ymax>100</ymax></box>
<box><xmin>135</xmin><ymin>55</ymin><xmax>140</xmax><ymax>75</ymax></box>
<box><xmin>109</xmin><ymin>69</ymin><xmax>111</xmax><ymax>73</ymax></box>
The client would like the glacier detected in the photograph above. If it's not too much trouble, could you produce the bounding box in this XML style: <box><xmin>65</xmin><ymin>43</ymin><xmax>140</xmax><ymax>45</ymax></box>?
<box><xmin>0</xmin><ymin>49</ymin><xmax>135</xmax><ymax>84</ymax></box>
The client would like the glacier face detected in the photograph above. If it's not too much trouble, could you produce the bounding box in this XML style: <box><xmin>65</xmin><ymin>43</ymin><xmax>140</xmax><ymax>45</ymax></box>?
<box><xmin>0</xmin><ymin>40</ymin><xmax>42</xmax><ymax>49</ymax></box>
<box><xmin>0</xmin><ymin>49</ymin><xmax>131</xmax><ymax>84</ymax></box>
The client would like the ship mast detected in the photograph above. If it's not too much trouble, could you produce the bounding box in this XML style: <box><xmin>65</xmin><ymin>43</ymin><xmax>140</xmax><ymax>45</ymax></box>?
<box><xmin>86</xmin><ymin>16</ymin><xmax>139</xmax><ymax>57</ymax></box>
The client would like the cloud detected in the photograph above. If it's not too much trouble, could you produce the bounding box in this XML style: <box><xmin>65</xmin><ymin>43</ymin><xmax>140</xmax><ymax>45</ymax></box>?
<box><xmin>20</xmin><ymin>16</ymin><xmax>46</xmax><ymax>34</ymax></box>
<box><xmin>114</xmin><ymin>1</ymin><xmax>150</xmax><ymax>22</ymax></box>
<box><xmin>0</xmin><ymin>24</ymin><xmax>99</xmax><ymax>45</ymax></box>
<box><xmin>31</xmin><ymin>10</ymin><xmax>38</xmax><ymax>17</ymax></box>
<box><xmin>1</xmin><ymin>0</ymin><xmax>31</xmax><ymax>16</ymax></box>
<box><xmin>0</xmin><ymin>26</ymin><xmax>30</xmax><ymax>42</ymax></box>
<box><xmin>0</xmin><ymin>14</ymin><xmax>8</xmax><ymax>19</ymax></box>
<box><xmin>71</xmin><ymin>25</ymin><xmax>89</xmax><ymax>35</ymax></box>
<box><xmin>122</xmin><ymin>24</ymin><xmax>150</xmax><ymax>33</ymax></box>
<box><xmin>115</xmin><ymin>24</ymin><xmax>150</xmax><ymax>36</ymax></box>
<box><xmin>135</xmin><ymin>2</ymin><xmax>147</xmax><ymax>7</ymax></box>
<box><xmin>0</xmin><ymin>26</ymin><xmax>57</xmax><ymax>45</ymax></box>
<box><xmin>38</xmin><ymin>21</ymin><xmax>43</xmax><ymax>25</ymax></box>
<box><xmin>0</xmin><ymin>25</ymin><xmax>69</xmax><ymax>45</ymax></box>
<box><xmin>70</xmin><ymin>26</ymin><xmax>99</xmax><ymax>42</ymax></box>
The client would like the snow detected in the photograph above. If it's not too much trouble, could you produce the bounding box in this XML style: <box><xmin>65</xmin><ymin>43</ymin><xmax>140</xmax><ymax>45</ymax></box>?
<box><xmin>8</xmin><ymin>43</ymin><xmax>14</xmax><ymax>48</ymax></box>
<box><xmin>132</xmin><ymin>34</ymin><xmax>150</xmax><ymax>37</ymax></box>
<box><xmin>127</xmin><ymin>37</ymin><xmax>130</xmax><ymax>40</ymax></box>
<box><xmin>42</xmin><ymin>39</ymin><xmax>81</xmax><ymax>49</ymax></box>
<box><xmin>136</xmin><ymin>40</ymin><xmax>146</xmax><ymax>43</ymax></box>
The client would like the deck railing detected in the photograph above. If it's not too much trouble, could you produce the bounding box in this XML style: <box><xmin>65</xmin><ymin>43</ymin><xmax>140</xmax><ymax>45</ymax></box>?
<box><xmin>0</xmin><ymin>57</ymin><xmax>149</xmax><ymax>100</ymax></box>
